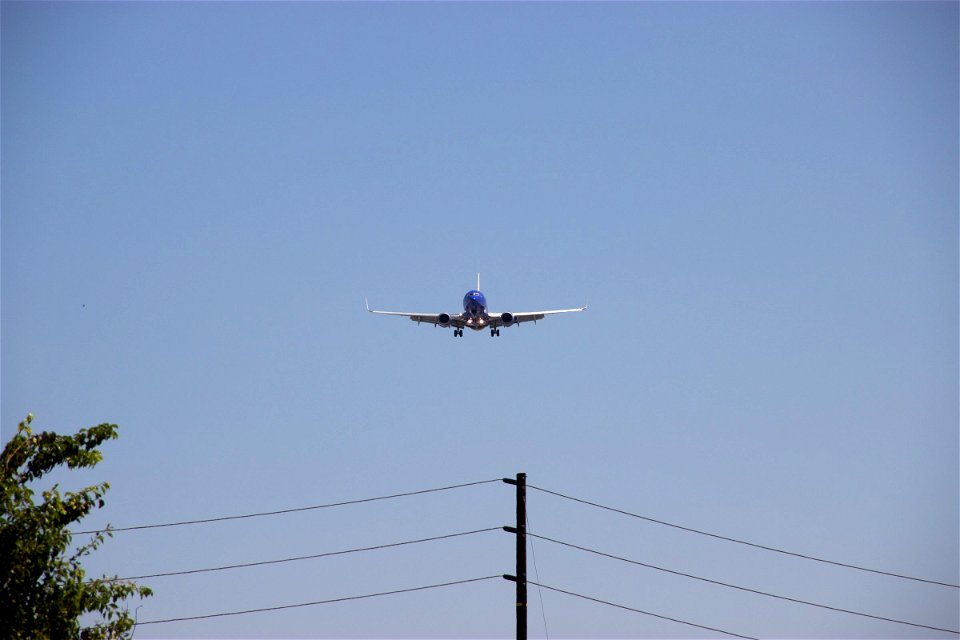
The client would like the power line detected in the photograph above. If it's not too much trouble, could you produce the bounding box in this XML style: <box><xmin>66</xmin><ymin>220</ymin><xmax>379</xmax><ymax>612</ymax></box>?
<box><xmin>530</xmin><ymin>532</ymin><xmax>960</xmax><ymax>635</ymax></box>
<box><xmin>523</xmin><ymin>579</ymin><xmax>757</xmax><ymax>640</ymax></box>
<box><xmin>74</xmin><ymin>478</ymin><xmax>501</xmax><ymax>535</ymax></box>
<box><xmin>528</xmin><ymin>483</ymin><xmax>960</xmax><ymax>589</ymax></box>
<box><xmin>97</xmin><ymin>527</ymin><xmax>501</xmax><ymax>583</ymax></box>
<box><xmin>526</xmin><ymin>513</ymin><xmax>550</xmax><ymax>640</ymax></box>
<box><xmin>136</xmin><ymin>575</ymin><xmax>502</xmax><ymax>625</ymax></box>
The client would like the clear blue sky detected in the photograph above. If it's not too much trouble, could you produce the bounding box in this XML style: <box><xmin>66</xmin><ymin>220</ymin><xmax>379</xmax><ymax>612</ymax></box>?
<box><xmin>2</xmin><ymin>2</ymin><xmax>957</xmax><ymax>639</ymax></box>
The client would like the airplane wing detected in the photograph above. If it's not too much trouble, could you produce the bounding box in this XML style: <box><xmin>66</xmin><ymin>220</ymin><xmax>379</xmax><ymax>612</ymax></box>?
<box><xmin>487</xmin><ymin>306</ymin><xmax>587</xmax><ymax>327</ymax></box>
<box><xmin>365</xmin><ymin>300</ymin><xmax>466</xmax><ymax>327</ymax></box>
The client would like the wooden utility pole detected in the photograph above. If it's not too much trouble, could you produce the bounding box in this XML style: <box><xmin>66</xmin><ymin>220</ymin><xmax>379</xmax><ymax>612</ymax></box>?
<box><xmin>503</xmin><ymin>473</ymin><xmax>527</xmax><ymax>640</ymax></box>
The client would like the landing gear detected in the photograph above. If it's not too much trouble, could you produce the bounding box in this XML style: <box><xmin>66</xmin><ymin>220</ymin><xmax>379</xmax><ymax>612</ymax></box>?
<box><xmin>453</xmin><ymin>328</ymin><xmax>463</xmax><ymax>337</ymax></box>
<box><xmin>490</xmin><ymin>328</ymin><xmax>500</xmax><ymax>337</ymax></box>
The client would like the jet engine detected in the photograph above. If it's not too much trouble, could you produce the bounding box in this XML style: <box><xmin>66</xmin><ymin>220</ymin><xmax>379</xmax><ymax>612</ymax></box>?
<box><xmin>500</xmin><ymin>312</ymin><xmax>515</xmax><ymax>327</ymax></box>
<box><xmin>437</xmin><ymin>313</ymin><xmax>452</xmax><ymax>327</ymax></box>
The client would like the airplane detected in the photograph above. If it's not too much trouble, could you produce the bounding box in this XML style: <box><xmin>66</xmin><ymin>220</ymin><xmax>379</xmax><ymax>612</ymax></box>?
<box><xmin>366</xmin><ymin>274</ymin><xmax>586</xmax><ymax>337</ymax></box>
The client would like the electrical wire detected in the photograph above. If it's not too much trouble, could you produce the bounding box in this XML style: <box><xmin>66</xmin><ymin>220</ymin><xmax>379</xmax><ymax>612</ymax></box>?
<box><xmin>73</xmin><ymin>478</ymin><xmax>501</xmax><ymax>535</ymax></box>
<box><xmin>528</xmin><ymin>483</ymin><xmax>959</xmax><ymax>589</ymax></box>
<box><xmin>530</xmin><ymin>532</ymin><xmax>960</xmax><ymax>635</ymax></box>
<box><xmin>135</xmin><ymin>575</ymin><xmax>502</xmax><ymax>625</ymax></box>
<box><xmin>526</xmin><ymin>513</ymin><xmax>550</xmax><ymax>639</ymax></box>
<box><xmin>524</xmin><ymin>579</ymin><xmax>757</xmax><ymax>640</ymax></box>
<box><xmin>96</xmin><ymin>527</ymin><xmax>501</xmax><ymax>583</ymax></box>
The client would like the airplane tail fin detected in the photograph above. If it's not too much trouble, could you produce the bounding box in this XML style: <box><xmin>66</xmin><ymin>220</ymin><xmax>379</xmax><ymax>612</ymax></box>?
<box><xmin>477</xmin><ymin>272</ymin><xmax>480</xmax><ymax>291</ymax></box>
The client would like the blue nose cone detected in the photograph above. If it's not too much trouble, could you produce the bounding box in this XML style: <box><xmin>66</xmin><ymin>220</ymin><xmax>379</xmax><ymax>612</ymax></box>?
<box><xmin>463</xmin><ymin>290</ymin><xmax>487</xmax><ymax>317</ymax></box>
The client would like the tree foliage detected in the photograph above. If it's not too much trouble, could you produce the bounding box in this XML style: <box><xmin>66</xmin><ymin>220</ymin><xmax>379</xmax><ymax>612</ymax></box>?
<box><xmin>1</xmin><ymin>414</ymin><xmax>152</xmax><ymax>639</ymax></box>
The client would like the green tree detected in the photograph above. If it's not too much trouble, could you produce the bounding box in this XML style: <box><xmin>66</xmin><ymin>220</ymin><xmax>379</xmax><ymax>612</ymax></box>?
<box><xmin>1</xmin><ymin>414</ymin><xmax>152</xmax><ymax>639</ymax></box>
